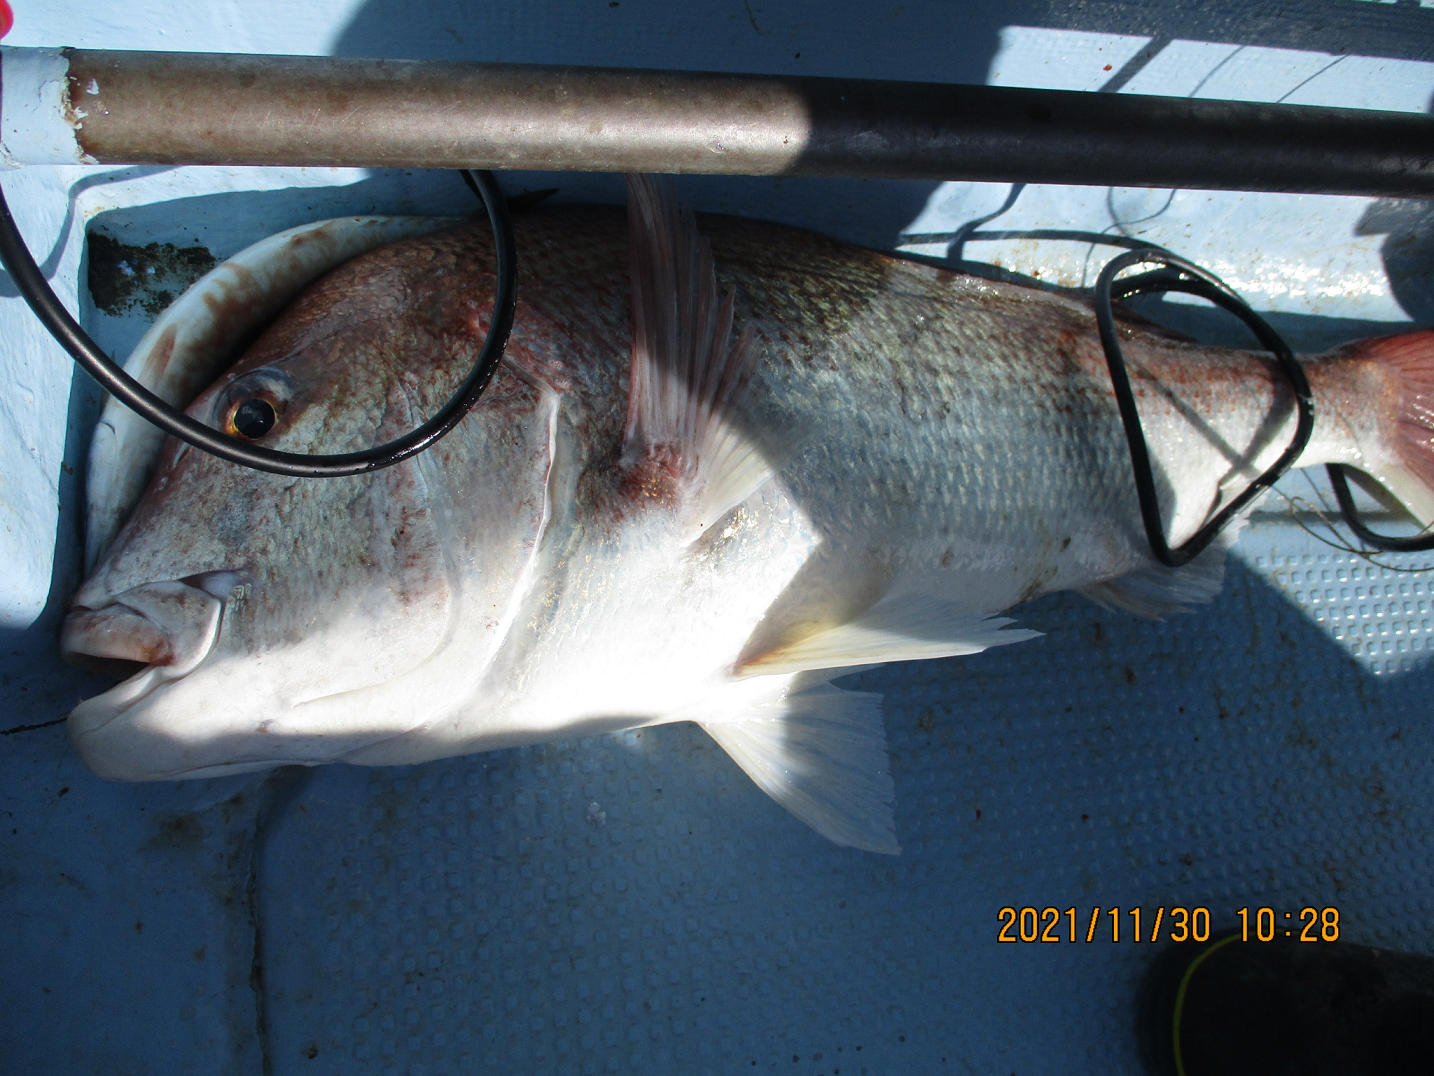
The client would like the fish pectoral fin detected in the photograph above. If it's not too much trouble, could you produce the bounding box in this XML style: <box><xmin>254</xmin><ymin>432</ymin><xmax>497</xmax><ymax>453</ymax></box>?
<box><xmin>698</xmin><ymin>673</ymin><xmax>898</xmax><ymax>854</ymax></box>
<box><xmin>735</xmin><ymin>593</ymin><xmax>1041</xmax><ymax>677</ymax></box>
<box><xmin>621</xmin><ymin>174</ymin><xmax>779</xmax><ymax>539</ymax></box>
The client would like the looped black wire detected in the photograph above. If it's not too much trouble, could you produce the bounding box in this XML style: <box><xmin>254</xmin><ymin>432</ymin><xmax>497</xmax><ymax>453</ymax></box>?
<box><xmin>1326</xmin><ymin>466</ymin><xmax>1434</xmax><ymax>551</ymax></box>
<box><xmin>1094</xmin><ymin>249</ymin><xmax>1316</xmax><ymax>567</ymax></box>
<box><xmin>0</xmin><ymin>169</ymin><xmax>516</xmax><ymax>478</ymax></box>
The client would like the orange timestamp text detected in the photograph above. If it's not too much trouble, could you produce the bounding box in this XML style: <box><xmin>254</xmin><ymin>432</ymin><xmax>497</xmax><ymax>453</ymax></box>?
<box><xmin>998</xmin><ymin>906</ymin><xmax>1212</xmax><ymax>943</ymax></box>
<box><xmin>1236</xmin><ymin>906</ymin><xmax>1340</xmax><ymax>942</ymax></box>
<box><xmin>996</xmin><ymin>905</ymin><xmax>1341</xmax><ymax>943</ymax></box>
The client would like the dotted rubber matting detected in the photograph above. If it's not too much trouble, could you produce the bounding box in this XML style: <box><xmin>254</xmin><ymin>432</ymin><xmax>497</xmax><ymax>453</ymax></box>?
<box><xmin>254</xmin><ymin>504</ymin><xmax>1434</xmax><ymax>1076</ymax></box>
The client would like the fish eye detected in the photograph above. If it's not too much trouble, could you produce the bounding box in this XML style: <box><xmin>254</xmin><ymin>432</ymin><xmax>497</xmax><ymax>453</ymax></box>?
<box><xmin>227</xmin><ymin>396</ymin><xmax>279</xmax><ymax>440</ymax></box>
<box><xmin>216</xmin><ymin>370</ymin><xmax>291</xmax><ymax>442</ymax></box>
<box><xmin>223</xmin><ymin>393</ymin><xmax>282</xmax><ymax>441</ymax></box>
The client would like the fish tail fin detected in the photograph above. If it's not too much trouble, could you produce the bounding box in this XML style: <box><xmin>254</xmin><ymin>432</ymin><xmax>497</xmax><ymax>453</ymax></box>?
<box><xmin>622</xmin><ymin>174</ymin><xmax>775</xmax><ymax>538</ymax></box>
<box><xmin>1346</xmin><ymin>330</ymin><xmax>1434</xmax><ymax>527</ymax></box>
<box><xmin>695</xmin><ymin>672</ymin><xmax>899</xmax><ymax>855</ymax></box>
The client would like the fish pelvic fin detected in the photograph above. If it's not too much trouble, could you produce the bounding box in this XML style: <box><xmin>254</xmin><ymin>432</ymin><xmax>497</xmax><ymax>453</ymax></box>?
<box><xmin>696</xmin><ymin>672</ymin><xmax>899</xmax><ymax>854</ymax></box>
<box><xmin>621</xmin><ymin>174</ymin><xmax>774</xmax><ymax>540</ymax></box>
<box><xmin>735</xmin><ymin>592</ymin><xmax>1041</xmax><ymax>677</ymax></box>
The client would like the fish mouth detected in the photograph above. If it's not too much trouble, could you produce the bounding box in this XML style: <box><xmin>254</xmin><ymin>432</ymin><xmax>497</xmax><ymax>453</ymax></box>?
<box><xmin>61</xmin><ymin>572</ymin><xmax>238</xmax><ymax>777</ymax></box>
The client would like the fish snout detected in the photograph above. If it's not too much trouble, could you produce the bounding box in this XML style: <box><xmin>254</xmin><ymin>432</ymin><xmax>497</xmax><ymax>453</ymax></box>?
<box><xmin>62</xmin><ymin>575</ymin><xmax>235</xmax><ymax>679</ymax></box>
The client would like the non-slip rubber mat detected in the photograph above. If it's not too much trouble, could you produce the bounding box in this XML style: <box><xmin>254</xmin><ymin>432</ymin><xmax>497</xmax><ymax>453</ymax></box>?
<box><xmin>5</xmin><ymin>9</ymin><xmax>1433</xmax><ymax>1071</ymax></box>
<box><xmin>251</xmin><ymin>504</ymin><xmax>1434</xmax><ymax>1076</ymax></box>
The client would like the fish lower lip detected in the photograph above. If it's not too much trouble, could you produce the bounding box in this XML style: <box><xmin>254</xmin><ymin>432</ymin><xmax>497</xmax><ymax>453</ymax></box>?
<box><xmin>70</xmin><ymin>665</ymin><xmax>169</xmax><ymax>737</ymax></box>
<box><xmin>179</xmin><ymin>570</ymin><xmax>245</xmax><ymax>600</ymax></box>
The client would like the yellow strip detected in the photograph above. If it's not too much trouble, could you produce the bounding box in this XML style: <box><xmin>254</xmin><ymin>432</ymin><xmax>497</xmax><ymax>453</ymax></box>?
<box><xmin>1172</xmin><ymin>934</ymin><xmax>1241</xmax><ymax>1076</ymax></box>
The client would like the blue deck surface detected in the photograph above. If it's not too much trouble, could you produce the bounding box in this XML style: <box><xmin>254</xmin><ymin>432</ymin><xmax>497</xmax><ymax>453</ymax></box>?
<box><xmin>251</xmin><ymin>537</ymin><xmax>1434</xmax><ymax>1076</ymax></box>
<box><xmin>3</xmin><ymin>2</ymin><xmax>1434</xmax><ymax>1074</ymax></box>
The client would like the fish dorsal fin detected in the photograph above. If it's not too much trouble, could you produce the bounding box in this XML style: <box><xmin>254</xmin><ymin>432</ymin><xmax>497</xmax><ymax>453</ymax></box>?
<box><xmin>622</xmin><ymin>174</ymin><xmax>773</xmax><ymax>538</ymax></box>
<box><xmin>736</xmin><ymin>592</ymin><xmax>1041</xmax><ymax>677</ymax></box>
<box><xmin>697</xmin><ymin>673</ymin><xmax>899</xmax><ymax>854</ymax></box>
<box><xmin>86</xmin><ymin>215</ymin><xmax>456</xmax><ymax>571</ymax></box>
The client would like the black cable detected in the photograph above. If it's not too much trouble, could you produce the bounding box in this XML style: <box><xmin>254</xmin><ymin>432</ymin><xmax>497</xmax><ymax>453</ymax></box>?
<box><xmin>0</xmin><ymin>168</ymin><xmax>516</xmax><ymax>478</ymax></box>
<box><xmin>1326</xmin><ymin>465</ymin><xmax>1434</xmax><ymax>552</ymax></box>
<box><xmin>1094</xmin><ymin>249</ymin><xmax>1315</xmax><ymax>567</ymax></box>
<box><xmin>7</xmin><ymin>164</ymin><xmax>1426</xmax><ymax>556</ymax></box>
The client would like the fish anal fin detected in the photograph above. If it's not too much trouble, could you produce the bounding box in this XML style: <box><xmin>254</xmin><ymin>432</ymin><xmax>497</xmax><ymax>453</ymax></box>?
<box><xmin>1077</xmin><ymin>524</ymin><xmax>1239</xmax><ymax>619</ymax></box>
<box><xmin>697</xmin><ymin>673</ymin><xmax>898</xmax><ymax>854</ymax></box>
<box><xmin>736</xmin><ymin>593</ymin><xmax>1040</xmax><ymax>677</ymax></box>
<box><xmin>622</xmin><ymin>174</ymin><xmax>775</xmax><ymax>539</ymax></box>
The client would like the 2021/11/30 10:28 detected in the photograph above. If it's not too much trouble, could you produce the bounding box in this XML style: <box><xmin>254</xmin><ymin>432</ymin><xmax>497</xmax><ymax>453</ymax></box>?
<box><xmin>997</xmin><ymin>907</ymin><xmax>1342</xmax><ymax>942</ymax></box>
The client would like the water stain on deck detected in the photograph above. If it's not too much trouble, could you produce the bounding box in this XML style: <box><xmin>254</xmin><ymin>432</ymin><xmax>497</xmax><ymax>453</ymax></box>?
<box><xmin>87</xmin><ymin>232</ymin><xmax>217</xmax><ymax>319</ymax></box>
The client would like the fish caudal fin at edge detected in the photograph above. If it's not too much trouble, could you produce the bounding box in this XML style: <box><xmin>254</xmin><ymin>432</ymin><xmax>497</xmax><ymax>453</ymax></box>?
<box><xmin>1079</xmin><ymin>328</ymin><xmax>1434</xmax><ymax>615</ymax></box>
<box><xmin>622</xmin><ymin>174</ymin><xmax>776</xmax><ymax>539</ymax></box>
<box><xmin>1347</xmin><ymin>330</ymin><xmax>1434</xmax><ymax>528</ymax></box>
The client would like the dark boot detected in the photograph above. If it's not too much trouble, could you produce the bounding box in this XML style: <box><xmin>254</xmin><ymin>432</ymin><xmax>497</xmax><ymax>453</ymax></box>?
<box><xmin>1139</xmin><ymin>932</ymin><xmax>1434</xmax><ymax>1075</ymax></box>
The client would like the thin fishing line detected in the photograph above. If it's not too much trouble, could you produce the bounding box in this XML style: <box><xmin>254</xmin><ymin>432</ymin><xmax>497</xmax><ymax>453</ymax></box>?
<box><xmin>1277</xmin><ymin>472</ymin><xmax>1434</xmax><ymax>572</ymax></box>
<box><xmin>1275</xmin><ymin>55</ymin><xmax>1347</xmax><ymax>105</ymax></box>
<box><xmin>1267</xmin><ymin>486</ymin><xmax>1434</xmax><ymax>573</ymax></box>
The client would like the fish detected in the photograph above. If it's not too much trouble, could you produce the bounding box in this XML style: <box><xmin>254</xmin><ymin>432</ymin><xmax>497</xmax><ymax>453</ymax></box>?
<box><xmin>59</xmin><ymin>176</ymin><xmax>1434</xmax><ymax>854</ymax></box>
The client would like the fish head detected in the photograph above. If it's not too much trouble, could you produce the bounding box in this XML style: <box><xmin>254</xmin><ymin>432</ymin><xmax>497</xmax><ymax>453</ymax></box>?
<box><xmin>62</xmin><ymin>226</ymin><xmax>558</xmax><ymax>781</ymax></box>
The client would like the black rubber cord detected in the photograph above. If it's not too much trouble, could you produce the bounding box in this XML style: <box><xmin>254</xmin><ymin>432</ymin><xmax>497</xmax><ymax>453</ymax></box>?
<box><xmin>1326</xmin><ymin>464</ymin><xmax>1434</xmax><ymax>552</ymax></box>
<box><xmin>6</xmin><ymin>166</ymin><xmax>1427</xmax><ymax>556</ymax></box>
<box><xmin>1094</xmin><ymin>249</ymin><xmax>1316</xmax><ymax>567</ymax></box>
<box><xmin>0</xmin><ymin>168</ymin><xmax>516</xmax><ymax>478</ymax></box>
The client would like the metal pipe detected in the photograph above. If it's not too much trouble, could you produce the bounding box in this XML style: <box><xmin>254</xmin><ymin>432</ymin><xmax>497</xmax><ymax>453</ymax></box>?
<box><xmin>3</xmin><ymin>46</ymin><xmax>1432</xmax><ymax>196</ymax></box>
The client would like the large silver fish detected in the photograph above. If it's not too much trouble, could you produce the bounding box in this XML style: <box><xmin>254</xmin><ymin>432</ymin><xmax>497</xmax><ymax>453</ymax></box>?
<box><xmin>60</xmin><ymin>177</ymin><xmax>1434</xmax><ymax>853</ymax></box>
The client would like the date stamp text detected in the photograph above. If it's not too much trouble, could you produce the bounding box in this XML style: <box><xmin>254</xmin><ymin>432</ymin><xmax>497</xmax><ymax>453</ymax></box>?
<box><xmin>996</xmin><ymin>906</ymin><xmax>1340</xmax><ymax>943</ymax></box>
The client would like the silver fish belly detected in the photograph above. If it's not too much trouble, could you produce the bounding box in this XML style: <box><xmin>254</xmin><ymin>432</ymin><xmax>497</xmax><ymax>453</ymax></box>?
<box><xmin>60</xmin><ymin>177</ymin><xmax>1434</xmax><ymax>853</ymax></box>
